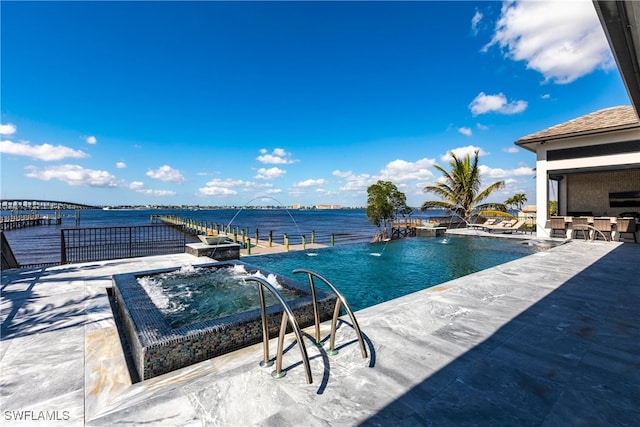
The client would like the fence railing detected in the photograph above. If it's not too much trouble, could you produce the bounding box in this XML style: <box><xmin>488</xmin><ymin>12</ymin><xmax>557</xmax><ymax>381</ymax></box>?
<box><xmin>61</xmin><ymin>225</ymin><xmax>186</xmax><ymax>264</ymax></box>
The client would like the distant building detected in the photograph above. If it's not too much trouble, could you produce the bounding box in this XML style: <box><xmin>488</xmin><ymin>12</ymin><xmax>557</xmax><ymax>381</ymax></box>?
<box><xmin>316</xmin><ymin>204</ymin><xmax>341</xmax><ymax>209</ymax></box>
<box><xmin>518</xmin><ymin>205</ymin><xmax>537</xmax><ymax>228</ymax></box>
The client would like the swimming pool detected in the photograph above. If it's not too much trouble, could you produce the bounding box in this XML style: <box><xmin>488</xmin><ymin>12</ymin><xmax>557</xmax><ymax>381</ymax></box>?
<box><xmin>245</xmin><ymin>236</ymin><xmax>542</xmax><ymax>312</ymax></box>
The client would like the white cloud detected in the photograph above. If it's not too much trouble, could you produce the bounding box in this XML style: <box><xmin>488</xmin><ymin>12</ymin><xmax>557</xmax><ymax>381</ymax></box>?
<box><xmin>128</xmin><ymin>181</ymin><xmax>175</xmax><ymax>196</ymax></box>
<box><xmin>198</xmin><ymin>186</ymin><xmax>238</xmax><ymax>196</ymax></box>
<box><xmin>25</xmin><ymin>164</ymin><xmax>118</xmax><ymax>187</ymax></box>
<box><xmin>116</xmin><ymin>162</ymin><xmax>127</xmax><ymax>169</ymax></box>
<box><xmin>196</xmin><ymin>170</ymin><xmax>220</xmax><ymax>177</ymax></box>
<box><xmin>146</xmin><ymin>165</ymin><xmax>185</xmax><ymax>183</ymax></box>
<box><xmin>471</xmin><ymin>10</ymin><xmax>483</xmax><ymax>35</ymax></box>
<box><xmin>86</xmin><ymin>136</ymin><xmax>97</xmax><ymax>144</ymax></box>
<box><xmin>333</xmin><ymin>159</ymin><xmax>438</xmax><ymax>201</ymax></box>
<box><xmin>198</xmin><ymin>187</ymin><xmax>238</xmax><ymax>196</ymax></box>
<box><xmin>255</xmin><ymin>167</ymin><xmax>286</xmax><ymax>180</ymax></box>
<box><xmin>458</xmin><ymin>127</ymin><xmax>473</xmax><ymax>137</ymax></box>
<box><xmin>137</xmin><ymin>189</ymin><xmax>176</xmax><ymax>196</ymax></box>
<box><xmin>257</xmin><ymin>148</ymin><xmax>296</xmax><ymax>164</ymax></box>
<box><xmin>332</xmin><ymin>170</ymin><xmax>355</xmax><ymax>179</ymax></box>
<box><xmin>503</xmin><ymin>146</ymin><xmax>519</xmax><ymax>153</ymax></box>
<box><xmin>478</xmin><ymin>164</ymin><xmax>535</xmax><ymax>178</ymax></box>
<box><xmin>484</xmin><ymin>0</ymin><xmax>614</xmax><ymax>84</ymax></box>
<box><xmin>0</xmin><ymin>139</ymin><xmax>89</xmax><ymax>161</ymax></box>
<box><xmin>293</xmin><ymin>178</ymin><xmax>328</xmax><ymax>188</ymax></box>
<box><xmin>0</xmin><ymin>123</ymin><xmax>17</xmax><ymax>135</ymax></box>
<box><xmin>541</xmin><ymin>93</ymin><xmax>551</xmax><ymax>99</ymax></box>
<box><xmin>469</xmin><ymin>92</ymin><xmax>527</xmax><ymax>116</ymax></box>
<box><xmin>379</xmin><ymin>158</ymin><xmax>435</xmax><ymax>183</ymax></box>
<box><xmin>197</xmin><ymin>178</ymin><xmax>252</xmax><ymax>196</ymax></box>
<box><xmin>316</xmin><ymin>188</ymin><xmax>338</xmax><ymax>196</ymax></box>
<box><xmin>440</xmin><ymin>146</ymin><xmax>488</xmax><ymax>162</ymax></box>
<box><xmin>476</xmin><ymin>123</ymin><xmax>489</xmax><ymax>131</ymax></box>
<box><xmin>332</xmin><ymin>169</ymin><xmax>373</xmax><ymax>192</ymax></box>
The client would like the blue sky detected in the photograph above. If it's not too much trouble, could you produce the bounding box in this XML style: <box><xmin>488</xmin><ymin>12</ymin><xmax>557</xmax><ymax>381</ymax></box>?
<box><xmin>0</xmin><ymin>1</ymin><xmax>630</xmax><ymax>208</ymax></box>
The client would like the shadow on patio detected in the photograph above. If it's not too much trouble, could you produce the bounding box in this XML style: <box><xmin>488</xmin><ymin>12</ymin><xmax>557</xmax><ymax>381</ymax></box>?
<box><xmin>362</xmin><ymin>243</ymin><xmax>640</xmax><ymax>426</ymax></box>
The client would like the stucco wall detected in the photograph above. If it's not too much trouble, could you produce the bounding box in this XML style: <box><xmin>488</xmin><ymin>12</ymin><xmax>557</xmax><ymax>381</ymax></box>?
<box><xmin>566</xmin><ymin>170</ymin><xmax>640</xmax><ymax>216</ymax></box>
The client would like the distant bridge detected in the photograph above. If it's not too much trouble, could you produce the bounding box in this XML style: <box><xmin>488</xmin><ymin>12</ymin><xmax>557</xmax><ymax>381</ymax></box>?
<box><xmin>1</xmin><ymin>199</ymin><xmax>99</xmax><ymax>232</ymax></box>
<box><xmin>1</xmin><ymin>199</ymin><xmax>98</xmax><ymax>211</ymax></box>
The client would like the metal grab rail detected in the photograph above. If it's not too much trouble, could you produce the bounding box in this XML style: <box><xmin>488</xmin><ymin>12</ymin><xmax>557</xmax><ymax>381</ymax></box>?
<box><xmin>245</xmin><ymin>276</ymin><xmax>313</xmax><ymax>384</ymax></box>
<box><xmin>293</xmin><ymin>269</ymin><xmax>368</xmax><ymax>359</ymax></box>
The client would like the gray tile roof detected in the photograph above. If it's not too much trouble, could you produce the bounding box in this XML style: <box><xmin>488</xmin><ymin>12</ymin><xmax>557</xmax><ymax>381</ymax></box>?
<box><xmin>516</xmin><ymin>105</ymin><xmax>639</xmax><ymax>145</ymax></box>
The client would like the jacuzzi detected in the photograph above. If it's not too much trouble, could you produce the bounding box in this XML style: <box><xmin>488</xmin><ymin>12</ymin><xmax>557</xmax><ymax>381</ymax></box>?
<box><xmin>112</xmin><ymin>260</ymin><xmax>336</xmax><ymax>380</ymax></box>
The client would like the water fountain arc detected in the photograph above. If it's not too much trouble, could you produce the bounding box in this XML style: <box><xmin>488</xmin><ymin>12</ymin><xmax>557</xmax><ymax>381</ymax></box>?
<box><xmin>225</xmin><ymin>195</ymin><xmax>314</xmax><ymax>253</ymax></box>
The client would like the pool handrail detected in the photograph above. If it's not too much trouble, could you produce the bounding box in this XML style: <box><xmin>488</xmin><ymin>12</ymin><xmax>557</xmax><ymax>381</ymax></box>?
<box><xmin>245</xmin><ymin>276</ymin><xmax>313</xmax><ymax>384</ymax></box>
<box><xmin>293</xmin><ymin>269</ymin><xmax>368</xmax><ymax>359</ymax></box>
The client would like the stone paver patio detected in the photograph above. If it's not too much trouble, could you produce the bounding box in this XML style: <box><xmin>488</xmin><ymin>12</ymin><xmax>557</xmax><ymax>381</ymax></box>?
<box><xmin>1</xmin><ymin>235</ymin><xmax>639</xmax><ymax>426</ymax></box>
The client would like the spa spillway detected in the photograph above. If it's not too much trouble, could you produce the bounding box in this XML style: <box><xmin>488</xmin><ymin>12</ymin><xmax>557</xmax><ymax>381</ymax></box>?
<box><xmin>112</xmin><ymin>260</ymin><xmax>337</xmax><ymax>380</ymax></box>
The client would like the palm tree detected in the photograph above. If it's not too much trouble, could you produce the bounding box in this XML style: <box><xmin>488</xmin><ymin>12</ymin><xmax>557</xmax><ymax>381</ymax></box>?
<box><xmin>421</xmin><ymin>150</ymin><xmax>506</xmax><ymax>223</ymax></box>
<box><xmin>505</xmin><ymin>193</ymin><xmax>528</xmax><ymax>211</ymax></box>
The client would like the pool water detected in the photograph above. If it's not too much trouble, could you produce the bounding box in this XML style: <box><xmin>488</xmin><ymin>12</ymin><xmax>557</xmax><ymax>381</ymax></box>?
<box><xmin>245</xmin><ymin>236</ymin><xmax>541</xmax><ymax>311</ymax></box>
<box><xmin>137</xmin><ymin>264</ymin><xmax>303</xmax><ymax>328</ymax></box>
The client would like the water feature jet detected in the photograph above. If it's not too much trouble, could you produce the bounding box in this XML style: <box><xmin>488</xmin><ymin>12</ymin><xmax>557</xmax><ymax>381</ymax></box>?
<box><xmin>369</xmin><ymin>238</ymin><xmax>391</xmax><ymax>256</ymax></box>
<box><xmin>224</xmin><ymin>196</ymin><xmax>312</xmax><ymax>254</ymax></box>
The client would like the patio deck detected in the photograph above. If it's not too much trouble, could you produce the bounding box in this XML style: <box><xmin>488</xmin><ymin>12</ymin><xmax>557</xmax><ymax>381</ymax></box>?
<box><xmin>1</xmin><ymin>236</ymin><xmax>638</xmax><ymax>426</ymax></box>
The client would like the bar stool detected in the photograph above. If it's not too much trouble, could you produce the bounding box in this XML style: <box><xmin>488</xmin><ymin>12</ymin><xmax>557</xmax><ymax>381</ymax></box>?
<box><xmin>616</xmin><ymin>217</ymin><xmax>638</xmax><ymax>243</ymax></box>
<box><xmin>571</xmin><ymin>217</ymin><xmax>589</xmax><ymax>240</ymax></box>
<box><xmin>550</xmin><ymin>217</ymin><xmax>567</xmax><ymax>238</ymax></box>
<box><xmin>592</xmin><ymin>218</ymin><xmax>612</xmax><ymax>241</ymax></box>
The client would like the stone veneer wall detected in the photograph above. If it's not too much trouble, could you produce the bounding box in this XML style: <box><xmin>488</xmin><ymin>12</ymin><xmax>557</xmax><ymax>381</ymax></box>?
<box><xmin>566</xmin><ymin>170</ymin><xmax>640</xmax><ymax>216</ymax></box>
<box><xmin>112</xmin><ymin>261</ymin><xmax>336</xmax><ymax>380</ymax></box>
<box><xmin>184</xmin><ymin>242</ymin><xmax>241</xmax><ymax>260</ymax></box>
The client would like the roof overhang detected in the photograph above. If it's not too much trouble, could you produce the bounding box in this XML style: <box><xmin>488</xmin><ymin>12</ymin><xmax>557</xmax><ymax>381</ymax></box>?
<box><xmin>547</xmin><ymin>163</ymin><xmax>640</xmax><ymax>176</ymax></box>
<box><xmin>515</xmin><ymin>121</ymin><xmax>640</xmax><ymax>152</ymax></box>
<box><xmin>594</xmin><ymin>1</ymin><xmax>640</xmax><ymax>115</ymax></box>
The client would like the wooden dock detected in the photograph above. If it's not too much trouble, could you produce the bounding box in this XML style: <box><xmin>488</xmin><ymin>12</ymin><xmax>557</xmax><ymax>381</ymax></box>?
<box><xmin>390</xmin><ymin>218</ymin><xmax>425</xmax><ymax>238</ymax></box>
<box><xmin>0</xmin><ymin>213</ymin><xmax>61</xmax><ymax>231</ymax></box>
<box><xmin>152</xmin><ymin>214</ymin><xmax>331</xmax><ymax>256</ymax></box>
<box><xmin>391</xmin><ymin>218</ymin><xmax>451</xmax><ymax>238</ymax></box>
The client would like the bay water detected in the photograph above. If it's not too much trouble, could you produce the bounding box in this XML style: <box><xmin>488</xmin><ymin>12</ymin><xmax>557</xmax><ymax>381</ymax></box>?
<box><xmin>3</xmin><ymin>208</ymin><xmax>445</xmax><ymax>265</ymax></box>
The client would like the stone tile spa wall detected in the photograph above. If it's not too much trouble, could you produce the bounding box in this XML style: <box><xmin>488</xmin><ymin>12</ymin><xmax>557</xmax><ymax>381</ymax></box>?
<box><xmin>112</xmin><ymin>261</ymin><xmax>337</xmax><ymax>380</ymax></box>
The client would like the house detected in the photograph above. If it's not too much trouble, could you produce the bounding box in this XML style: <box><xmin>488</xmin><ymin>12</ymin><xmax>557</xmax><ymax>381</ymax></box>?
<box><xmin>514</xmin><ymin>1</ymin><xmax>640</xmax><ymax>238</ymax></box>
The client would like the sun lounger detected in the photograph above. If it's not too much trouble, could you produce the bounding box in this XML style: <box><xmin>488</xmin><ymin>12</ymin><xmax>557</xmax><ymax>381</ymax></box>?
<box><xmin>483</xmin><ymin>219</ymin><xmax>526</xmax><ymax>233</ymax></box>
<box><xmin>468</xmin><ymin>218</ymin><xmax>499</xmax><ymax>230</ymax></box>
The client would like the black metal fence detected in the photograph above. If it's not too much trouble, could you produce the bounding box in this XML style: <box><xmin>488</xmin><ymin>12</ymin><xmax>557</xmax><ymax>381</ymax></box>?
<box><xmin>61</xmin><ymin>225</ymin><xmax>186</xmax><ymax>264</ymax></box>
